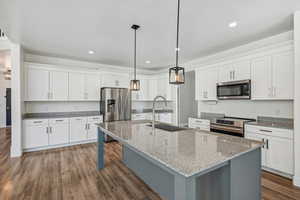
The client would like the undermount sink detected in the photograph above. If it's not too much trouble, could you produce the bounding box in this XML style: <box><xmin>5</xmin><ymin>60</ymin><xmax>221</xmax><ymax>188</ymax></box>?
<box><xmin>146</xmin><ymin>123</ymin><xmax>188</xmax><ymax>132</ymax></box>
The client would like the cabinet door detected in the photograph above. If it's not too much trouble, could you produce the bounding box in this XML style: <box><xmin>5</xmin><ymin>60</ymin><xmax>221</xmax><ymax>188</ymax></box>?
<box><xmin>251</xmin><ymin>56</ymin><xmax>272</xmax><ymax>99</ymax></box>
<box><xmin>85</xmin><ymin>74</ymin><xmax>101</xmax><ymax>100</ymax></box>
<box><xmin>87</xmin><ymin>116</ymin><xmax>102</xmax><ymax>140</ymax></box>
<box><xmin>69</xmin><ymin>72</ymin><xmax>85</xmax><ymax>100</ymax></box>
<box><xmin>233</xmin><ymin>60</ymin><xmax>251</xmax><ymax>81</ymax></box>
<box><xmin>49</xmin><ymin>71</ymin><xmax>68</xmax><ymax>100</ymax></box>
<box><xmin>195</xmin><ymin>70</ymin><xmax>202</xmax><ymax>100</ymax></box>
<box><xmin>219</xmin><ymin>64</ymin><xmax>233</xmax><ymax>83</ymax></box>
<box><xmin>24</xmin><ymin>124</ymin><xmax>48</xmax><ymax>148</ymax></box>
<box><xmin>245</xmin><ymin>132</ymin><xmax>267</xmax><ymax>167</ymax></box>
<box><xmin>206</xmin><ymin>68</ymin><xmax>219</xmax><ymax>100</ymax></box>
<box><xmin>148</xmin><ymin>79</ymin><xmax>158</xmax><ymax>100</ymax></box>
<box><xmin>159</xmin><ymin>113</ymin><xmax>172</xmax><ymax>123</ymax></box>
<box><xmin>157</xmin><ymin>77</ymin><xmax>168</xmax><ymax>98</ymax></box>
<box><xmin>69</xmin><ymin>118</ymin><xmax>87</xmax><ymax>142</ymax></box>
<box><xmin>272</xmin><ymin>52</ymin><xmax>294</xmax><ymax>100</ymax></box>
<box><xmin>117</xmin><ymin>75</ymin><xmax>130</xmax><ymax>88</ymax></box>
<box><xmin>26</xmin><ymin>68</ymin><xmax>49</xmax><ymax>100</ymax></box>
<box><xmin>49</xmin><ymin>123</ymin><xmax>69</xmax><ymax>145</ymax></box>
<box><xmin>267</xmin><ymin>137</ymin><xmax>294</xmax><ymax>175</ymax></box>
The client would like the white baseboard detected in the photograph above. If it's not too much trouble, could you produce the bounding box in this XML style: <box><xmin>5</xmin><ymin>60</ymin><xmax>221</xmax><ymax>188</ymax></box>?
<box><xmin>10</xmin><ymin>147</ymin><xmax>22</xmax><ymax>157</ymax></box>
<box><xmin>293</xmin><ymin>176</ymin><xmax>300</xmax><ymax>187</ymax></box>
<box><xmin>23</xmin><ymin>139</ymin><xmax>97</xmax><ymax>153</ymax></box>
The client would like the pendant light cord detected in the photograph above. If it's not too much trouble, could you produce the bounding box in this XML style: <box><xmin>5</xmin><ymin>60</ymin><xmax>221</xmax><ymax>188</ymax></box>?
<box><xmin>134</xmin><ymin>28</ymin><xmax>137</xmax><ymax>80</ymax></box>
<box><xmin>176</xmin><ymin>0</ymin><xmax>180</xmax><ymax>67</ymax></box>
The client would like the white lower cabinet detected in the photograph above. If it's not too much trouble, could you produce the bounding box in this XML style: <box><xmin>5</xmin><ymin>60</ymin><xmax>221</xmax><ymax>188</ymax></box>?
<box><xmin>188</xmin><ymin>118</ymin><xmax>210</xmax><ymax>131</ymax></box>
<box><xmin>23</xmin><ymin>115</ymin><xmax>102</xmax><ymax>151</ymax></box>
<box><xmin>70</xmin><ymin>116</ymin><xmax>103</xmax><ymax>142</ymax></box>
<box><xmin>48</xmin><ymin>118</ymin><xmax>69</xmax><ymax>145</ymax></box>
<box><xmin>23</xmin><ymin>119</ymin><xmax>49</xmax><ymax>149</ymax></box>
<box><xmin>69</xmin><ymin>117</ymin><xmax>87</xmax><ymax>143</ymax></box>
<box><xmin>245</xmin><ymin>125</ymin><xmax>294</xmax><ymax>176</ymax></box>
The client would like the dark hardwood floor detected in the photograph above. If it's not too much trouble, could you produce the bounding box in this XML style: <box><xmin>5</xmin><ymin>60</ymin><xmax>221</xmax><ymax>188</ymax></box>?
<box><xmin>1</xmin><ymin>128</ymin><xmax>300</xmax><ymax>200</ymax></box>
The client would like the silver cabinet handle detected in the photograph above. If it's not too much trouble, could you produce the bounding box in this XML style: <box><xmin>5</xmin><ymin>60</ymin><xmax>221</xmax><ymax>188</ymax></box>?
<box><xmin>50</xmin><ymin>127</ymin><xmax>52</xmax><ymax>133</ymax></box>
<box><xmin>46</xmin><ymin>127</ymin><xmax>49</xmax><ymax>134</ymax></box>
<box><xmin>229</xmin><ymin>71</ymin><xmax>232</xmax><ymax>80</ymax></box>
<box><xmin>88</xmin><ymin>124</ymin><xmax>90</xmax><ymax>129</ymax></box>
<box><xmin>273</xmin><ymin>87</ymin><xmax>276</xmax><ymax>97</ymax></box>
<box><xmin>233</xmin><ymin>71</ymin><xmax>235</xmax><ymax>80</ymax></box>
<box><xmin>55</xmin><ymin>119</ymin><xmax>64</xmax><ymax>122</ymax></box>
<box><xmin>262</xmin><ymin>138</ymin><xmax>265</xmax><ymax>149</ymax></box>
<box><xmin>33</xmin><ymin>121</ymin><xmax>43</xmax><ymax>124</ymax></box>
<box><xmin>266</xmin><ymin>139</ymin><xmax>269</xmax><ymax>149</ymax></box>
<box><xmin>260</xmin><ymin>129</ymin><xmax>272</xmax><ymax>133</ymax></box>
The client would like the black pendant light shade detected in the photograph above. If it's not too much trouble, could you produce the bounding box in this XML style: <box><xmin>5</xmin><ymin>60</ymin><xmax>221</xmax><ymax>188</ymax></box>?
<box><xmin>169</xmin><ymin>66</ymin><xmax>185</xmax><ymax>84</ymax></box>
<box><xmin>130</xmin><ymin>24</ymin><xmax>140</xmax><ymax>91</ymax></box>
<box><xmin>169</xmin><ymin>0</ymin><xmax>185</xmax><ymax>85</ymax></box>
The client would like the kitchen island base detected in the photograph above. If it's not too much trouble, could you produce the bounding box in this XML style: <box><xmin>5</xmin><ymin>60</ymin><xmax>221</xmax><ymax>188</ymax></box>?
<box><xmin>97</xmin><ymin>122</ymin><xmax>262</xmax><ymax>200</ymax></box>
<box><xmin>122</xmin><ymin>145</ymin><xmax>261</xmax><ymax>200</ymax></box>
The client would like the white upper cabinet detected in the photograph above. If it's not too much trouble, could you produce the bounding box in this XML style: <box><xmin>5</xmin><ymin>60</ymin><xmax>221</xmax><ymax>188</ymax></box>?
<box><xmin>251</xmin><ymin>51</ymin><xmax>294</xmax><ymax>100</ymax></box>
<box><xmin>195</xmin><ymin>67</ymin><xmax>218</xmax><ymax>101</ymax></box>
<box><xmin>49</xmin><ymin>71</ymin><xmax>68</xmax><ymax>100</ymax></box>
<box><xmin>233</xmin><ymin>60</ymin><xmax>251</xmax><ymax>81</ymax></box>
<box><xmin>68</xmin><ymin>72</ymin><xmax>86</xmax><ymax>100</ymax></box>
<box><xmin>219</xmin><ymin>60</ymin><xmax>250</xmax><ymax>83</ymax></box>
<box><xmin>148</xmin><ymin>79</ymin><xmax>158</xmax><ymax>100</ymax></box>
<box><xmin>26</xmin><ymin>67</ymin><xmax>49</xmax><ymax>101</ymax></box>
<box><xmin>218</xmin><ymin>64</ymin><xmax>234</xmax><ymax>83</ymax></box>
<box><xmin>85</xmin><ymin>74</ymin><xmax>101</xmax><ymax>100</ymax></box>
<box><xmin>272</xmin><ymin>52</ymin><xmax>294</xmax><ymax>100</ymax></box>
<box><xmin>251</xmin><ymin>56</ymin><xmax>273</xmax><ymax>99</ymax></box>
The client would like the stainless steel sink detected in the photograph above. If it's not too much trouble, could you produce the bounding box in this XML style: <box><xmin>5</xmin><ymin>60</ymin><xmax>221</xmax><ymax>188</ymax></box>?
<box><xmin>146</xmin><ymin>123</ymin><xmax>188</xmax><ymax>132</ymax></box>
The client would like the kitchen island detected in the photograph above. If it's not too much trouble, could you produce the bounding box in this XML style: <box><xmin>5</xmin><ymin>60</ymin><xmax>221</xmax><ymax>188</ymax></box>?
<box><xmin>97</xmin><ymin>120</ymin><xmax>262</xmax><ymax>200</ymax></box>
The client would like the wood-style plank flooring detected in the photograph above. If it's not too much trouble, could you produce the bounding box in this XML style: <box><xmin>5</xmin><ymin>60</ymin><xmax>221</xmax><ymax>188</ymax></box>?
<box><xmin>1</xmin><ymin>128</ymin><xmax>300</xmax><ymax>200</ymax></box>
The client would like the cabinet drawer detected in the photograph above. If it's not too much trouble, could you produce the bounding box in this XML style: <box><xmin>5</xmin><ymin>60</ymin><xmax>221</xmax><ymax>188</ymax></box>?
<box><xmin>132</xmin><ymin>114</ymin><xmax>147</xmax><ymax>120</ymax></box>
<box><xmin>189</xmin><ymin>118</ymin><xmax>210</xmax><ymax>126</ymax></box>
<box><xmin>192</xmin><ymin>124</ymin><xmax>210</xmax><ymax>131</ymax></box>
<box><xmin>24</xmin><ymin>119</ymin><xmax>48</xmax><ymax>126</ymax></box>
<box><xmin>70</xmin><ymin>117</ymin><xmax>87</xmax><ymax>124</ymax></box>
<box><xmin>49</xmin><ymin>118</ymin><xmax>69</xmax><ymax>125</ymax></box>
<box><xmin>245</xmin><ymin>125</ymin><xmax>293</xmax><ymax>139</ymax></box>
<box><xmin>87</xmin><ymin>116</ymin><xmax>103</xmax><ymax>123</ymax></box>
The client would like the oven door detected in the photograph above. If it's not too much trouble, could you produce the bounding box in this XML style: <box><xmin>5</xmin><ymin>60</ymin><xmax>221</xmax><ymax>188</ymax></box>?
<box><xmin>210</xmin><ymin>123</ymin><xmax>244</xmax><ymax>137</ymax></box>
<box><xmin>217</xmin><ymin>80</ymin><xmax>251</xmax><ymax>99</ymax></box>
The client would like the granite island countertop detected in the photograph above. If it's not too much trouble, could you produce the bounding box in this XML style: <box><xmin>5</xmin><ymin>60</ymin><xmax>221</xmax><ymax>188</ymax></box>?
<box><xmin>97</xmin><ymin>120</ymin><xmax>262</xmax><ymax>177</ymax></box>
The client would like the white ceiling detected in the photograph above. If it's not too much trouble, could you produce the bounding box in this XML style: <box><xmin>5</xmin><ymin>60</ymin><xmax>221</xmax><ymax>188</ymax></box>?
<box><xmin>0</xmin><ymin>0</ymin><xmax>299</xmax><ymax>69</ymax></box>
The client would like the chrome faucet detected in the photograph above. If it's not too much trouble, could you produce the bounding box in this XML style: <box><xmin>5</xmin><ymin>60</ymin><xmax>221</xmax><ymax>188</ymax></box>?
<box><xmin>152</xmin><ymin>95</ymin><xmax>168</xmax><ymax>130</ymax></box>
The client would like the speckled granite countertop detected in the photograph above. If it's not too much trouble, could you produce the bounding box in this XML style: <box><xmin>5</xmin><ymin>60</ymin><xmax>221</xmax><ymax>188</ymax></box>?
<box><xmin>132</xmin><ymin>109</ymin><xmax>173</xmax><ymax>114</ymax></box>
<box><xmin>23</xmin><ymin>111</ymin><xmax>101</xmax><ymax>119</ymax></box>
<box><xmin>97</xmin><ymin>120</ymin><xmax>262</xmax><ymax>177</ymax></box>
<box><xmin>246</xmin><ymin>116</ymin><xmax>293</xmax><ymax>130</ymax></box>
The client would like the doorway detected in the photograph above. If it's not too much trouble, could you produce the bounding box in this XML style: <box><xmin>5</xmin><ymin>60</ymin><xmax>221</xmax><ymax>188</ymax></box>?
<box><xmin>5</xmin><ymin>88</ymin><xmax>11</xmax><ymax>126</ymax></box>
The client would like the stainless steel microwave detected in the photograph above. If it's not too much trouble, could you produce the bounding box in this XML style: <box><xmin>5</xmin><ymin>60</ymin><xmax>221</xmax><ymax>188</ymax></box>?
<box><xmin>217</xmin><ymin>80</ymin><xmax>251</xmax><ymax>100</ymax></box>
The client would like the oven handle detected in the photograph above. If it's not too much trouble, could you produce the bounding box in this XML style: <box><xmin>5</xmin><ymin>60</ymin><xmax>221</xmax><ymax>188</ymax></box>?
<box><xmin>210</xmin><ymin>124</ymin><xmax>243</xmax><ymax>134</ymax></box>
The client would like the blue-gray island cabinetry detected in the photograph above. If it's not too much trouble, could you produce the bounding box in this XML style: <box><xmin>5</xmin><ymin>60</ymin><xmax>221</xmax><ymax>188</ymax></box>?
<box><xmin>97</xmin><ymin>121</ymin><xmax>262</xmax><ymax>200</ymax></box>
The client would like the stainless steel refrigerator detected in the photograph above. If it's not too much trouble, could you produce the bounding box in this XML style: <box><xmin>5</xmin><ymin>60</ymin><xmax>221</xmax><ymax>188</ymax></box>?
<box><xmin>100</xmin><ymin>87</ymin><xmax>131</xmax><ymax>142</ymax></box>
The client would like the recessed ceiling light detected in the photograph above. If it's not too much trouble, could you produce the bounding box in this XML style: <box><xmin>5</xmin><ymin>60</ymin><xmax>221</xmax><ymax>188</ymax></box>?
<box><xmin>228</xmin><ymin>21</ymin><xmax>238</xmax><ymax>28</ymax></box>
<box><xmin>145</xmin><ymin>60</ymin><xmax>151</xmax><ymax>64</ymax></box>
<box><xmin>88</xmin><ymin>50</ymin><xmax>95</xmax><ymax>54</ymax></box>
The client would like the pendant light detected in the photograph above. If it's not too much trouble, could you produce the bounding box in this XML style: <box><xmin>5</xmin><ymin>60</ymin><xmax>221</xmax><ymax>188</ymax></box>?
<box><xmin>130</xmin><ymin>24</ymin><xmax>141</xmax><ymax>91</ymax></box>
<box><xmin>169</xmin><ymin>0</ymin><xmax>185</xmax><ymax>84</ymax></box>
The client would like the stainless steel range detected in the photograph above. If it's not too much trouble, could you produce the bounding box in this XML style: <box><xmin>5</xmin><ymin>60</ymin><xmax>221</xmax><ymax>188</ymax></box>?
<box><xmin>210</xmin><ymin>117</ymin><xmax>255</xmax><ymax>137</ymax></box>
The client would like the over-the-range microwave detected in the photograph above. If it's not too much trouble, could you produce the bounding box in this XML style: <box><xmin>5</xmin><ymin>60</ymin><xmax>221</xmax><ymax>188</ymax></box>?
<box><xmin>217</xmin><ymin>80</ymin><xmax>251</xmax><ymax>100</ymax></box>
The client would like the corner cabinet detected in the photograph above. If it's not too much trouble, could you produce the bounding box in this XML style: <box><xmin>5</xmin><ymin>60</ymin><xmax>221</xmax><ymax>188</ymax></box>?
<box><xmin>195</xmin><ymin>67</ymin><xmax>218</xmax><ymax>101</ymax></box>
<box><xmin>251</xmin><ymin>51</ymin><xmax>294</xmax><ymax>100</ymax></box>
